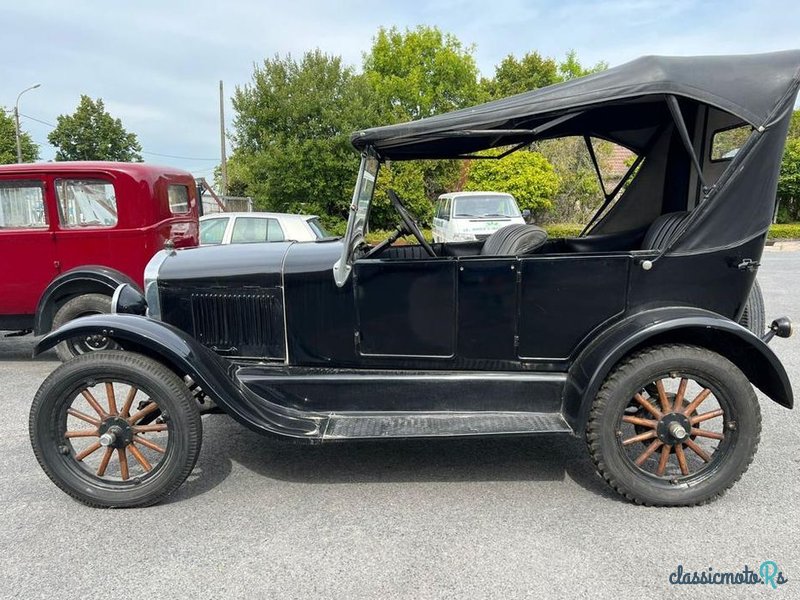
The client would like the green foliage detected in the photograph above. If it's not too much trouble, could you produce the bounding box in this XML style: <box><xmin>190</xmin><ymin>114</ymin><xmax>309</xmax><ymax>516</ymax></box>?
<box><xmin>463</xmin><ymin>150</ymin><xmax>560</xmax><ymax>215</ymax></box>
<box><xmin>364</xmin><ymin>26</ymin><xmax>480</xmax><ymax>122</ymax></box>
<box><xmin>543</xmin><ymin>223</ymin><xmax>583</xmax><ymax>238</ymax></box>
<box><xmin>483</xmin><ymin>49</ymin><xmax>607</xmax><ymax>100</ymax></box>
<box><xmin>228</xmin><ymin>50</ymin><xmax>372</xmax><ymax>222</ymax></box>
<box><xmin>768</xmin><ymin>223</ymin><xmax>800</xmax><ymax>239</ymax></box>
<box><xmin>0</xmin><ymin>109</ymin><xmax>39</xmax><ymax>164</ymax></box>
<box><xmin>48</xmin><ymin>96</ymin><xmax>142</xmax><ymax>161</ymax></box>
<box><xmin>776</xmin><ymin>137</ymin><xmax>800</xmax><ymax>222</ymax></box>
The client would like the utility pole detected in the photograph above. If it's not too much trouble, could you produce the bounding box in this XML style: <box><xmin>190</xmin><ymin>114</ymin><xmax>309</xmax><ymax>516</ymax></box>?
<box><xmin>219</xmin><ymin>80</ymin><xmax>228</xmax><ymax>196</ymax></box>
<box><xmin>14</xmin><ymin>83</ymin><xmax>41</xmax><ymax>163</ymax></box>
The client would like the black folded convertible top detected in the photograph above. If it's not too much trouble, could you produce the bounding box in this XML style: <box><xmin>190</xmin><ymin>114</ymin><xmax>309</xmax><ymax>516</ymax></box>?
<box><xmin>352</xmin><ymin>50</ymin><xmax>800</xmax><ymax>160</ymax></box>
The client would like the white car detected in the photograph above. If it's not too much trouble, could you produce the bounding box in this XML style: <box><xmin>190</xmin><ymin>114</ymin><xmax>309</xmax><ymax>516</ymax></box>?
<box><xmin>431</xmin><ymin>191</ymin><xmax>527</xmax><ymax>243</ymax></box>
<box><xmin>199</xmin><ymin>212</ymin><xmax>331</xmax><ymax>245</ymax></box>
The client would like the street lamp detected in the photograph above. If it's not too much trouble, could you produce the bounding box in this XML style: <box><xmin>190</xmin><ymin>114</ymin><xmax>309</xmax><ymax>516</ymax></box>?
<box><xmin>14</xmin><ymin>83</ymin><xmax>41</xmax><ymax>163</ymax></box>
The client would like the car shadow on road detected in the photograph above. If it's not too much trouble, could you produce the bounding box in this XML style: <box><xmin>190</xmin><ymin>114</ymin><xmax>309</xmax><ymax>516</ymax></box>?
<box><xmin>0</xmin><ymin>336</ymin><xmax>57</xmax><ymax>361</ymax></box>
<box><xmin>165</xmin><ymin>414</ymin><xmax>620</xmax><ymax>504</ymax></box>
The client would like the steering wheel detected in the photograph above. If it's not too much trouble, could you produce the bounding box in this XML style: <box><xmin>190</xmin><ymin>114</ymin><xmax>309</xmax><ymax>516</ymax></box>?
<box><xmin>387</xmin><ymin>189</ymin><xmax>436</xmax><ymax>257</ymax></box>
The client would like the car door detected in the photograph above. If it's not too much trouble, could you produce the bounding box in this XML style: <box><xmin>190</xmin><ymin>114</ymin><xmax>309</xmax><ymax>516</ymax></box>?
<box><xmin>0</xmin><ymin>178</ymin><xmax>57</xmax><ymax>320</ymax></box>
<box><xmin>353</xmin><ymin>255</ymin><xmax>457</xmax><ymax>358</ymax></box>
<box><xmin>516</xmin><ymin>254</ymin><xmax>630</xmax><ymax>360</ymax></box>
<box><xmin>431</xmin><ymin>199</ymin><xmax>444</xmax><ymax>242</ymax></box>
<box><xmin>52</xmin><ymin>176</ymin><xmax>118</xmax><ymax>273</ymax></box>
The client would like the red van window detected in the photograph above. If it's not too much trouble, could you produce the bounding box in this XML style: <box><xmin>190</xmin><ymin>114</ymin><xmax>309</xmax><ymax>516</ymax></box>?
<box><xmin>55</xmin><ymin>179</ymin><xmax>118</xmax><ymax>228</ymax></box>
<box><xmin>168</xmin><ymin>185</ymin><xmax>190</xmax><ymax>214</ymax></box>
<box><xmin>0</xmin><ymin>180</ymin><xmax>47</xmax><ymax>229</ymax></box>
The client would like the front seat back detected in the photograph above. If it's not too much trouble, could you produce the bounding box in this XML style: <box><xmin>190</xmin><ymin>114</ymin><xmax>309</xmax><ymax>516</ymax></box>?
<box><xmin>641</xmin><ymin>211</ymin><xmax>691</xmax><ymax>251</ymax></box>
<box><xmin>480</xmin><ymin>224</ymin><xmax>548</xmax><ymax>256</ymax></box>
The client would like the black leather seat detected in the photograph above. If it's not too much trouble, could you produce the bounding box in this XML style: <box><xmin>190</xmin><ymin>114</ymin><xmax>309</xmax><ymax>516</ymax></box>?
<box><xmin>480</xmin><ymin>224</ymin><xmax>548</xmax><ymax>256</ymax></box>
<box><xmin>641</xmin><ymin>211</ymin><xmax>690</xmax><ymax>250</ymax></box>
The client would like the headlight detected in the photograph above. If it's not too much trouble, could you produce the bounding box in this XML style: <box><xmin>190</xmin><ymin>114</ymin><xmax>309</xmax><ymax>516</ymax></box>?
<box><xmin>143</xmin><ymin>249</ymin><xmax>169</xmax><ymax>320</ymax></box>
<box><xmin>111</xmin><ymin>283</ymin><xmax>147</xmax><ymax>315</ymax></box>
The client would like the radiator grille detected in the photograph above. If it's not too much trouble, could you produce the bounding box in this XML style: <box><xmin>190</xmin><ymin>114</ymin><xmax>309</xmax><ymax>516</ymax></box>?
<box><xmin>190</xmin><ymin>290</ymin><xmax>284</xmax><ymax>358</ymax></box>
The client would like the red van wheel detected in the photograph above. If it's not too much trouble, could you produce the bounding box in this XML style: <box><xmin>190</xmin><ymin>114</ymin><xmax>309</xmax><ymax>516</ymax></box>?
<box><xmin>51</xmin><ymin>294</ymin><xmax>118</xmax><ymax>361</ymax></box>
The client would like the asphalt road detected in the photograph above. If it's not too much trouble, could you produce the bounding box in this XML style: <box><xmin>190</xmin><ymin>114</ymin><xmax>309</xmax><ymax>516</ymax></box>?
<box><xmin>2</xmin><ymin>252</ymin><xmax>798</xmax><ymax>600</ymax></box>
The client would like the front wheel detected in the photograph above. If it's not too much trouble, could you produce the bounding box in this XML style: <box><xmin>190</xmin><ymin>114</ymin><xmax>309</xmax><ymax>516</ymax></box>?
<box><xmin>29</xmin><ymin>351</ymin><xmax>202</xmax><ymax>508</ymax></box>
<box><xmin>586</xmin><ymin>344</ymin><xmax>760</xmax><ymax>506</ymax></box>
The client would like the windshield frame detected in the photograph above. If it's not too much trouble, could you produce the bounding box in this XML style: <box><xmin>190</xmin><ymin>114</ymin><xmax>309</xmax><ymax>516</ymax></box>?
<box><xmin>333</xmin><ymin>152</ymin><xmax>380</xmax><ymax>286</ymax></box>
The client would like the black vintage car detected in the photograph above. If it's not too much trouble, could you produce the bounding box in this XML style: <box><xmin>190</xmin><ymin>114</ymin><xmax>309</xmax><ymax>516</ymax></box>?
<box><xmin>30</xmin><ymin>51</ymin><xmax>798</xmax><ymax>508</ymax></box>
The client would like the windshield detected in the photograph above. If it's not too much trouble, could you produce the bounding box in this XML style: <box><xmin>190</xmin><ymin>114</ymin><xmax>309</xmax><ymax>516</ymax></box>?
<box><xmin>333</xmin><ymin>155</ymin><xmax>379</xmax><ymax>286</ymax></box>
<box><xmin>452</xmin><ymin>195</ymin><xmax>520</xmax><ymax>218</ymax></box>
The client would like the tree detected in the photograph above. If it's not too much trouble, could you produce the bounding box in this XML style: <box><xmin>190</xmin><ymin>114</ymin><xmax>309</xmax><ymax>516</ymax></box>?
<box><xmin>0</xmin><ymin>109</ymin><xmax>38</xmax><ymax>164</ymax></box>
<box><xmin>48</xmin><ymin>96</ymin><xmax>142</xmax><ymax>161</ymax></box>
<box><xmin>777</xmin><ymin>138</ymin><xmax>800</xmax><ymax>222</ymax></box>
<box><xmin>364</xmin><ymin>26</ymin><xmax>481</xmax><ymax>227</ymax></box>
<box><xmin>463</xmin><ymin>150</ymin><xmax>560</xmax><ymax>216</ymax></box>
<box><xmin>559</xmin><ymin>49</ymin><xmax>608</xmax><ymax>81</ymax></box>
<box><xmin>484</xmin><ymin>52</ymin><xmax>560</xmax><ymax>99</ymax></box>
<box><xmin>229</xmin><ymin>50</ymin><xmax>373</xmax><ymax>222</ymax></box>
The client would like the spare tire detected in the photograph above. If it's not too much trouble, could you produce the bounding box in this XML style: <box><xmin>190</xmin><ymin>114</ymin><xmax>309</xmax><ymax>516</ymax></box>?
<box><xmin>738</xmin><ymin>279</ymin><xmax>765</xmax><ymax>336</ymax></box>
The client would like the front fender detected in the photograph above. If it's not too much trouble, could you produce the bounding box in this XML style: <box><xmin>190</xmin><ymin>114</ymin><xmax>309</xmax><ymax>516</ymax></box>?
<box><xmin>564</xmin><ymin>307</ymin><xmax>793</xmax><ymax>434</ymax></box>
<box><xmin>34</xmin><ymin>314</ymin><xmax>323</xmax><ymax>439</ymax></box>
<box><xmin>34</xmin><ymin>266</ymin><xmax>140</xmax><ymax>335</ymax></box>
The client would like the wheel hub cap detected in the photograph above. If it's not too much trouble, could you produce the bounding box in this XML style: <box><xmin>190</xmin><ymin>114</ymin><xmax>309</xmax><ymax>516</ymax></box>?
<box><xmin>656</xmin><ymin>412</ymin><xmax>693</xmax><ymax>445</ymax></box>
<box><xmin>97</xmin><ymin>417</ymin><xmax>133</xmax><ymax>449</ymax></box>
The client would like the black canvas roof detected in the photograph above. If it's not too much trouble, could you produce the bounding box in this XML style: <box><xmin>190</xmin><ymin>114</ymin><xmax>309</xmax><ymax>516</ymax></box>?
<box><xmin>352</xmin><ymin>50</ymin><xmax>800</xmax><ymax>160</ymax></box>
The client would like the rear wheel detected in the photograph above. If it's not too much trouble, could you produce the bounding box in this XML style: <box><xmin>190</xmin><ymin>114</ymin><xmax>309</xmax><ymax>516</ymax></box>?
<box><xmin>52</xmin><ymin>293</ymin><xmax>117</xmax><ymax>361</ymax></box>
<box><xmin>29</xmin><ymin>351</ymin><xmax>202</xmax><ymax>508</ymax></box>
<box><xmin>587</xmin><ymin>344</ymin><xmax>760</xmax><ymax>506</ymax></box>
<box><xmin>738</xmin><ymin>279</ymin><xmax>765</xmax><ymax>335</ymax></box>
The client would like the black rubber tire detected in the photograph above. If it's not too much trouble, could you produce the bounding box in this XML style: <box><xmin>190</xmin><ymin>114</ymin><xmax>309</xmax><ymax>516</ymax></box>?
<box><xmin>29</xmin><ymin>351</ymin><xmax>202</xmax><ymax>508</ymax></box>
<box><xmin>52</xmin><ymin>293</ymin><xmax>115</xmax><ymax>362</ymax></box>
<box><xmin>738</xmin><ymin>279</ymin><xmax>766</xmax><ymax>336</ymax></box>
<box><xmin>586</xmin><ymin>344</ymin><xmax>761</xmax><ymax>506</ymax></box>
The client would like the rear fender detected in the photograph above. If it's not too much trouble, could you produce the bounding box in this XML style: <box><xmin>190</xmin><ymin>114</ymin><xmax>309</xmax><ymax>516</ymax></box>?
<box><xmin>564</xmin><ymin>307</ymin><xmax>793</xmax><ymax>434</ymax></box>
<box><xmin>34</xmin><ymin>266</ymin><xmax>139</xmax><ymax>335</ymax></box>
<box><xmin>34</xmin><ymin>314</ymin><xmax>323</xmax><ymax>439</ymax></box>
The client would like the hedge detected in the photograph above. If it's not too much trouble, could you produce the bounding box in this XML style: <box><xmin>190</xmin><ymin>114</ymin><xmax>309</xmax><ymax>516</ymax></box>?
<box><xmin>768</xmin><ymin>223</ymin><xmax>800</xmax><ymax>240</ymax></box>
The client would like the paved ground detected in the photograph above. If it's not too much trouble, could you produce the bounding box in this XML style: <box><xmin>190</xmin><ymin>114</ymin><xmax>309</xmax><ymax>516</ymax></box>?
<box><xmin>2</xmin><ymin>254</ymin><xmax>798</xmax><ymax>600</ymax></box>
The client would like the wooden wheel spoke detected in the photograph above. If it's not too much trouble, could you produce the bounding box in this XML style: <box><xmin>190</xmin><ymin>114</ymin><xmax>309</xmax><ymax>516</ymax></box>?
<box><xmin>682</xmin><ymin>388</ymin><xmax>712</xmax><ymax>416</ymax></box>
<box><xmin>127</xmin><ymin>401</ymin><xmax>160</xmax><ymax>425</ymax></box>
<box><xmin>633</xmin><ymin>393</ymin><xmax>662</xmax><ymax>419</ymax></box>
<box><xmin>690</xmin><ymin>427</ymin><xmax>724</xmax><ymax>441</ymax></box>
<box><xmin>129</xmin><ymin>443</ymin><xmax>153</xmax><ymax>471</ymax></box>
<box><xmin>634</xmin><ymin>439</ymin><xmax>663</xmax><ymax>466</ymax></box>
<box><xmin>673</xmin><ymin>377</ymin><xmax>688</xmax><ymax>412</ymax></box>
<box><xmin>674</xmin><ymin>444</ymin><xmax>689</xmax><ymax>475</ymax></box>
<box><xmin>105</xmin><ymin>382</ymin><xmax>118</xmax><ymax>415</ymax></box>
<box><xmin>684</xmin><ymin>438</ymin><xmax>711</xmax><ymax>463</ymax></box>
<box><xmin>81</xmin><ymin>389</ymin><xmax>108</xmax><ymax>418</ymax></box>
<box><xmin>133</xmin><ymin>423</ymin><xmax>168</xmax><ymax>433</ymax></box>
<box><xmin>133</xmin><ymin>435</ymin><xmax>165</xmax><ymax>453</ymax></box>
<box><xmin>622</xmin><ymin>415</ymin><xmax>657</xmax><ymax>428</ymax></box>
<box><xmin>67</xmin><ymin>407</ymin><xmax>101</xmax><ymax>426</ymax></box>
<box><xmin>120</xmin><ymin>387</ymin><xmax>138</xmax><ymax>418</ymax></box>
<box><xmin>656</xmin><ymin>445</ymin><xmax>671</xmax><ymax>476</ymax></box>
<box><xmin>622</xmin><ymin>430</ymin><xmax>656</xmax><ymax>446</ymax></box>
<box><xmin>118</xmin><ymin>448</ymin><xmax>129</xmax><ymax>480</ymax></box>
<box><xmin>75</xmin><ymin>441</ymin><xmax>102</xmax><ymax>461</ymax></box>
<box><xmin>655</xmin><ymin>379</ymin><xmax>670</xmax><ymax>413</ymax></box>
<box><xmin>65</xmin><ymin>429</ymin><xmax>98</xmax><ymax>438</ymax></box>
<box><xmin>96</xmin><ymin>447</ymin><xmax>114</xmax><ymax>476</ymax></box>
<box><xmin>691</xmin><ymin>409</ymin><xmax>723</xmax><ymax>425</ymax></box>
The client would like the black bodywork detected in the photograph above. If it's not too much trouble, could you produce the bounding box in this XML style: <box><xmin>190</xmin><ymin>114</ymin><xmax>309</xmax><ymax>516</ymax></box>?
<box><xmin>36</xmin><ymin>51</ymin><xmax>799</xmax><ymax>443</ymax></box>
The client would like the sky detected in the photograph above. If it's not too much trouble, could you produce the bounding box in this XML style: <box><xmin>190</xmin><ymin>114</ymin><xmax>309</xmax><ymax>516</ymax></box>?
<box><xmin>2</xmin><ymin>0</ymin><xmax>799</xmax><ymax>178</ymax></box>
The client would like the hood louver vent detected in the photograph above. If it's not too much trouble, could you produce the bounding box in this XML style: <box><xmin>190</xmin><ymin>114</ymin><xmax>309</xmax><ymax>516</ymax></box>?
<box><xmin>190</xmin><ymin>289</ymin><xmax>285</xmax><ymax>359</ymax></box>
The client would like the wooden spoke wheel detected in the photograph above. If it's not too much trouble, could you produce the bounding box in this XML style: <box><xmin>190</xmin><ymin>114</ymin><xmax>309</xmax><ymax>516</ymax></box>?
<box><xmin>30</xmin><ymin>351</ymin><xmax>202</xmax><ymax>508</ymax></box>
<box><xmin>587</xmin><ymin>344</ymin><xmax>761</xmax><ymax>506</ymax></box>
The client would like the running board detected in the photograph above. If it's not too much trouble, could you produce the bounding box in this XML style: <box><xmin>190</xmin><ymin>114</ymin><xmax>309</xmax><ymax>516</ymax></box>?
<box><xmin>322</xmin><ymin>411</ymin><xmax>571</xmax><ymax>440</ymax></box>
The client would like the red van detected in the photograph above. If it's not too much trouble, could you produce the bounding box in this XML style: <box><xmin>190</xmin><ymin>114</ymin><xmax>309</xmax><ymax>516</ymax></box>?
<box><xmin>0</xmin><ymin>162</ymin><xmax>199</xmax><ymax>359</ymax></box>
